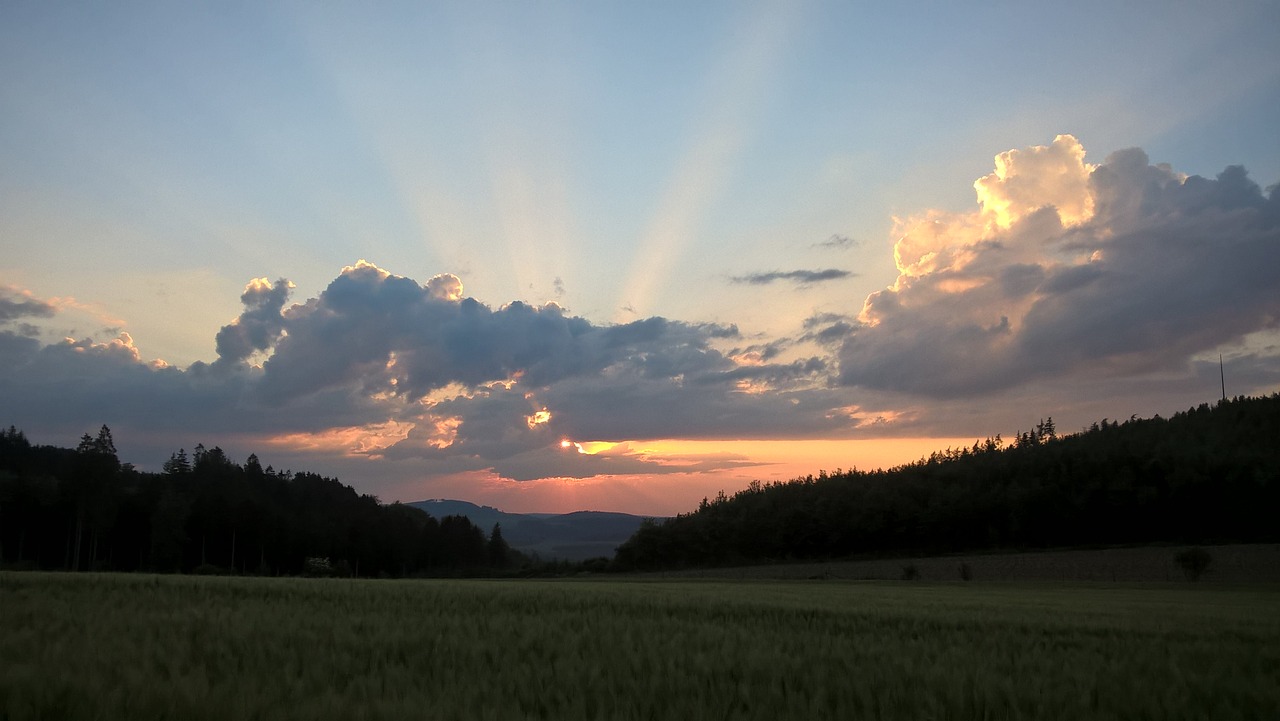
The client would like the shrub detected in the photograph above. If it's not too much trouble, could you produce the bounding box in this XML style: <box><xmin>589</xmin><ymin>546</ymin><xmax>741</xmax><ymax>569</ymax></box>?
<box><xmin>901</xmin><ymin>564</ymin><xmax>920</xmax><ymax>580</ymax></box>
<box><xmin>303</xmin><ymin>557</ymin><xmax>334</xmax><ymax>577</ymax></box>
<box><xmin>578</xmin><ymin>557</ymin><xmax>611</xmax><ymax>574</ymax></box>
<box><xmin>1174</xmin><ymin>547</ymin><xmax>1212</xmax><ymax>582</ymax></box>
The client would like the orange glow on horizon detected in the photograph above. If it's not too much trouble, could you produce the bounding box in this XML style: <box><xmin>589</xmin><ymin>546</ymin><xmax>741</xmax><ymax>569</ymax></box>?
<box><xmin>627</xmin><ymin>437</ymin><xmax>978</xmax><ymax>474</ymax></box>
<box><xmin>391</xmin><ymin>436</ymin><xmax>981</xmax><ymax>516</ymax></box>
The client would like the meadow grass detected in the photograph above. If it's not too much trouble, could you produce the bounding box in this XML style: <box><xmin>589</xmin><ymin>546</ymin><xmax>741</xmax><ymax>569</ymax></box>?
<box><xmin>1</xmin><ymin>573</ymin><xmax>1277</xmax><ymax>720</ymax></box>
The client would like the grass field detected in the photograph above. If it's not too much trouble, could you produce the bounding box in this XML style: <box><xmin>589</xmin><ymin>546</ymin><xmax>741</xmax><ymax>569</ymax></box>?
<box><xmin>2</xmin><ymin>573</ymin><xmax>1277</xmax><ymax>720</ymax></box>
<box><xmin>649</xmin><ymin>543</ymin><xmax>1280</xmax><ymax>583</ymax></box>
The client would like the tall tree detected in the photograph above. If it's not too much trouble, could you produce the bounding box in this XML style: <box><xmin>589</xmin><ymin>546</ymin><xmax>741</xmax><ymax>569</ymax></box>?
<box><xmin>488</xmin><ymin>523</ymin><xmax>511</xmax><ymax>568</ymax></box>
<box><xmin>163</xmin><ymin>449</ymin><xmax>191</xmax><ymax>475</ymax></box>
<box><xmin>68</xmin><ymin>426</ymin><xmax>121</xmax><ymax>570</ymax></box>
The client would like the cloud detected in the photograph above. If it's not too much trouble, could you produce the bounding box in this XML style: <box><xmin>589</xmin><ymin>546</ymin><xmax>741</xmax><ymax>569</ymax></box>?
<box><xmin>241</xmin><ymin>263</ymin><xmax>757</xmax><ymax>419</ymax></box>
<box><xmin>214</xmin><ymin>277</ymin><xmax>293</xmax><ymax>364</ymax></box>
<box><xmin>425</xmin><ymin>272</ymin><xmax>464</xmax><ymax>301</ymax></box>
<box><xmin>1</xmin><ymin>261</ymin><xmax>865</xmax><ymax>484</ymax></box>
<box><xmin>0</xmin><ymin>286</ymin><xmax>57</xmax><ymax>323</ymax></box>
<box><xmin>973</xmin><ymin>133</ymin><xmax>1096</xmax><ymax>229</ymax></box>
<box><xmin>800</xmin><ymin>312</ymin><xmax>856</xmax><ymax>347</ymax></box>
<box><xmin>258</xmin><ymin>264</ymin><xmax>696</xmax><ymax>402</ymax></box>
<box><xmin>729</xmin><ymin>269</ymin><xmax>854</xmax><ymax>286</ymax></box>
<box><xmin>0</xmin><ymin>330</ymin><xmax>42</xmax><ymax>369</ymax></box>
<box><xmin>814</xmin><ymin>234</ymin><xmax>856</xmax><ymax>249</ymax></box>
<box><xmin>483</xmin><ymin>442</ymin><xmax>766</xmax><ymax>483</ymax></box>
<box><xmin>839</xmin><ymin>135</ymin><xmax>1280</xmax><ymax>397</ymax></box>
<box><xmin>6</xmin><ymin>137</ymin><xmax>1277</xmax><ymax>493</ymax></box>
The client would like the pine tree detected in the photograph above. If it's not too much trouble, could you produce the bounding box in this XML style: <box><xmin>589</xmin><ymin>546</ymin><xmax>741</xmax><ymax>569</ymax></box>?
<box><xmin>488</xmin><ymin>523</ymin><xmax>511</xmax><ymax>568</ymax></box>
<box><xmin>94</xmin><ymin>425</ymin><xmax>117</xmax><ymax>457</ymax></box>
<box><xmin>163</xmin><ymin>449</ymin><xmax>191</xmax><ymax>475</ymax></box>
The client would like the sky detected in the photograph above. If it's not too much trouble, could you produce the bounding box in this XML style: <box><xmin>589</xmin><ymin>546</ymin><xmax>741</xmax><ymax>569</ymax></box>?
<box><xmin>2</xmin><ymin>1</ymin><xmax>1279</xmax><ymax>515</ymax></box>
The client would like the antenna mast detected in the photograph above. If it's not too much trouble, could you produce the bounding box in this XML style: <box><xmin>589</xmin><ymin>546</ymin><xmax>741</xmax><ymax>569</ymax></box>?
<box><xmin>1220</xmin><ymin>354</ymin><xmax>1227</xmax><ymax>402</ymax></box>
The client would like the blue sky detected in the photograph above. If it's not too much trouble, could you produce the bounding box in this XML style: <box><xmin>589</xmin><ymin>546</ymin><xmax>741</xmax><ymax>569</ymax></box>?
<box><xmin>3</xmin><ymin>2</ymin><xmax>1278</xmax><ymax>513</ymax></box>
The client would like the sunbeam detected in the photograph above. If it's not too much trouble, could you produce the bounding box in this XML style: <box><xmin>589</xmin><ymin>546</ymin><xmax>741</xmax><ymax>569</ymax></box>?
<box><xmin>614</xmin><ymin>2</ymin><xmax>803</xmax><ymax>319</ymax></box>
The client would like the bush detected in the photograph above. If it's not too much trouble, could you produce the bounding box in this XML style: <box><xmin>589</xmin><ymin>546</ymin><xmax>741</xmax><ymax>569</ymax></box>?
<box><xmin>901</xmin><ymin>564</ymin><xmax>920</xmax><ymax>581</ymax></box>
<box><xmin>578</xmin><ymin>557</ymin><xmax>611</xmax><ymax>574</ymax></box>
<box><xmin>0</xmin><ymin>560</ymin><xmax>40</xmax><ymax>572</ymax></box>
<box><xmin>303</xmin><ymin>557</ymin><xmax>334</xmax><ymax>577</ymax></box>
<box><xmin>1174</xmin><ymin>547</ymin><xmax>1212</xmax><ymax>582</ymax></box>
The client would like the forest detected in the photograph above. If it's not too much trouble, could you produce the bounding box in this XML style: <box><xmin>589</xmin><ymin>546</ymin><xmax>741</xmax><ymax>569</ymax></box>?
<box><xmin>3</xmin><ymin>394</ymin><xmax>1278</xmax><ymax>577</ymax></box>
<box><xmin>614</xmin><ymin>395</ymin><xmax>1280</xmax><ymax>570</ymax></box>
<box><xmin>0</xmin><ymin>428</ymin><xmax>514</xmax><ymax>576</ymax></box>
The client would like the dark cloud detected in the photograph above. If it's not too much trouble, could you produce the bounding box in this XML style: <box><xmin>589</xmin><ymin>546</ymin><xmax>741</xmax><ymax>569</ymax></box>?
<box><xmin>728</xmin><ymin>338</ymin><xmax>789</xmax><ymax>364</ymax></box>
<box><xmin>0</xmin><ymin>262</ymin><xmax>867</xmax><ymax>482</ymax></box>
<box><xmin>0</xmin><ymin>287</ymin><xmax>56</xmax><ymax>322</ymax></box>
<box><xmin>251</xmin><ymin>266</ymin><xmax>753</xmax><ymax>404</ymax></box>
<box><xmin>839</xmin><ymin>137</ymin><xmax>1280</xmax><ymax>398</ymax></box>
<box><xmin>381</xmin><ymin>380</ymin><xmax>784</xmax><ymax>480</ymax></box>
<box><xmin>214</xmin><ymin>278</ymin><xmax>293</xmax><ymax>365</ymax></box>
<box><xmin>807</xmin><ymin>322</ymin><xmax>856</xmax><ymax>347</ymax></box>
<box><xmin>815</xmin><ymin>234</ymin><xmax>856</xmax><ymax>249</ymax></box>
<box><xmin>729</xmin><ymin>269</ymin><xmax>854</xmax><ymax>286</ymax></box>
<box><xmin>802</xmin><ymin>312</ymin><xmax>849</xmax><ymax>329</ymax></box>
<box><xmin>537</xmin><ymin>373</ymin><xmax>848</xmax><ymax>443</ymax></box>
<box><xmin>700</xmin><ymin>322</ymin><xmax>741</xmax><ymax>339</ymax></box>
<box><xmin>0</xmin><ymin>331</ymin><xmax>42</xmax><ymax>369</ymax></box>
<box><xmin>799</xmin><ymin>312</ymin><xmax>856</xmax><ymax>347</ymax></box>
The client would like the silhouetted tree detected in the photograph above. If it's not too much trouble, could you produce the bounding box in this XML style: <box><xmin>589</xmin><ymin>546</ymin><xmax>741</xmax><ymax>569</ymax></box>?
<box><xmin>0</xmin><ymin>425</ymin><xmax>499</xmax><ymax>576</ymax></box>
<box><xmin>614</xmin><ymin>395</ymin><xmax>1280</xmax><ymax>570</ymax></box>
<box><xmin>68</xmin><ymin>426</ymin><xmax>120</xmax><ymax>570</ymax></box>
<box><xmin>488</xmin><ymin>523</ymin><xmax>511</xmax><ymax>568</ymax></box>
<box><xmin>1174</xmin><ymin>547</ymin><xmax>1212</xmax><ymax>582</ymax></box>
<box><xmin>149</xmin><ymin>487</ymin><xmax>189</xmax><ymax>571</ymax></box>
<box><xmin>163</xmin><ymin>449</ymin><xmax>191</xmax><ymax>475</ymax></box>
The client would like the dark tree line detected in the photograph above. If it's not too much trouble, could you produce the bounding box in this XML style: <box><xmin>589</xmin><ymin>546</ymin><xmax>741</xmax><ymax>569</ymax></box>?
<box><xmin>0</xmin><ymin>427</ymin><xmax>517</xmax><ymax>576</ymax></box>
<box><xmin>615</xmin><ymin>395</ymin><xmax>1280</xmax><ymax>570</ymax></box>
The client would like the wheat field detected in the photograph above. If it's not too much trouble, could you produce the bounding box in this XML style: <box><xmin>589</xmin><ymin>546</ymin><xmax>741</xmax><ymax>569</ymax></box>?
<box><xmin>2</xmin><ymin>572</ymin><xmax>1276</xmax><ymax>720</ymax></box>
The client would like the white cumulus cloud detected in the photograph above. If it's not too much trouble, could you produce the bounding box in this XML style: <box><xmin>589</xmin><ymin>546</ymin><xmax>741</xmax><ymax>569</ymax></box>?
<box><xmin>840</xmin><ymin>137</ymin><xmax>1280</xmax><ymax>398</ymax></box>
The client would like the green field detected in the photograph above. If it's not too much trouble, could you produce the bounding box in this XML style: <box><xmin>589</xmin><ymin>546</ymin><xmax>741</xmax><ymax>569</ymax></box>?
<box><xmin>2</xmin><ymin>573</ymin><xmax>1277</xmax><ymax>720</ymax></box>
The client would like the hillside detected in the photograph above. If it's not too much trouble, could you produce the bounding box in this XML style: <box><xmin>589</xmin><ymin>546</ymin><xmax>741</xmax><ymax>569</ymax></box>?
<box><xmin>615</xmin><ymin>395</ymin><xmax>1280</xmax><ymax>570</ymax></box>
<box><xmin>408</xmin><ymin>500</ymin><xmax>652</xmax><ymax>561</ymax></box>
<box><xmin>0</xmin><ymin>429</ymin><xmax>506</xmax><ymax>576</ymax></box>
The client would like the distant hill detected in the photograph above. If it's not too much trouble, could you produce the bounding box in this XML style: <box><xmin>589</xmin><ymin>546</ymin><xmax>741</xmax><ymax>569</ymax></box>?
<box><xmin>408</xmin><ymin>499</ymin><xmax>656</xmax><ymax>561</ymax></box>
